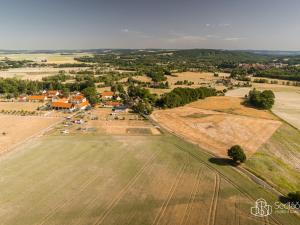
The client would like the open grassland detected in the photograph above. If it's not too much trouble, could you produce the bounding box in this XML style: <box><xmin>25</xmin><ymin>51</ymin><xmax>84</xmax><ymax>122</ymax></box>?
<box><xmin>245</xmin><ymin>124</ymin><xmax>300</xmax><ymax>194</ymax></box>
<box><xmin>0</xmin><ymin>133</ymin><xmax>299</xmax><ymax>225</ymax></box>
<box><xmin>0</xmin><ymin>115</ymin><xmax>61</xmax><ymax>154</ymax></box>
<box><xmin>152</xmin><ymin>97</ymin><xmax>281</xmax><ymax>157</ymax></box>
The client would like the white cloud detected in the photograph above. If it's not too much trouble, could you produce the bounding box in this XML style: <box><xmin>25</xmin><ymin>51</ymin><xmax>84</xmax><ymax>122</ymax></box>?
<box><xmin>224</xmin><ymin>37</ymin><xmax>244</xmax><ymax>41</ymax></box>
<box><xmin>167</xmin><ymin>35</ymin><xmax>207</xmax><ymax>43</ymax></box>
<box><xmin>206</xmin><ymin>34</ymin><xmax>219</xmax><ymax>39</ymax></box>
<box><xmin>121</xmin><ymin>28</ymin><xmax>129</xmax><ymax>33</ymax></box>
<box><xmin>218</xmin><ymin>23</ymin><xmax>231</xmax><ymax>27</ymax></box>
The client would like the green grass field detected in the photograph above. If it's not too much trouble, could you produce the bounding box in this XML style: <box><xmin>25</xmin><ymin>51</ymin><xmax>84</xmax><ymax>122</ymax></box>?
<box><xmin>0</xmin><ymin>132</ymin><xmax>299</xmax><ymax>225</ymax></box>
<box><xmin>245</xmin><ymin>124</ymin><xmax>300</xmax><ymax>194</ymax></box>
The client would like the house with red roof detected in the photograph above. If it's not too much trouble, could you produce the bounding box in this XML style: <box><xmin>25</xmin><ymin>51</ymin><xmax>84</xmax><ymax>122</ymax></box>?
<box><xmin>28</xmin><ymin>95</ymin><xmax>48</xmax><ymax>102</ymax></box>
<box><xmin>101</xmin><ymin>91</ymin><xmax>114</xmax><ymax>100</ymax></box>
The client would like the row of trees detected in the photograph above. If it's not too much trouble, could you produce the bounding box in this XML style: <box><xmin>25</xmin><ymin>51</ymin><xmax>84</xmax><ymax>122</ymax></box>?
<box><xmin>255</xmin><ymin>67</ymin><xmax>300</xmax><ymax>81</ymax></box>
<box><xmin>157</xmin><ymin>87</ymin><xmax>216</xmax><ymax>108</ymax></box>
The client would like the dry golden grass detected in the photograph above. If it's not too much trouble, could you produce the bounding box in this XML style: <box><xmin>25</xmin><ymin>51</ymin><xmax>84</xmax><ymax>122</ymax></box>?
<box><xmin>0</xmin><ymin>115</ymin><xmax>60</xmax><ymax>154</ymax></box>
<box><xmin>0</xmin><ymin>102</ymin><xmax>43</xmax><ymax>111</ymax></box>
<box><xmin>0</xmin><ymin>67</ymin><xmax>88</xmax><ymax>81</ymax></box>
<box><xmin>188</xmin><ymin>96</ymin><xmax>278</xmax><ymax>120</ymax></box>
<box><xmin>0</xmin><ymin>53</ymin><xmax>91</xmax><ymax>64</ymax></box>
<box><xmin>168</xmin><ymin>72</ymin><xmax>229</xmax><ymax>87</ymax></box>
<box><xmin>152</xmin><ymin>96</ymin><xmax>281</xmax><ymax>157</ymax></box>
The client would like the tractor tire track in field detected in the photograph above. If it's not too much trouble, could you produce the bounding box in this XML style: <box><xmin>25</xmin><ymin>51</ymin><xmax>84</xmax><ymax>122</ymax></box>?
<box><xmin>37</xmin><ymin>173</ymin><xmax>103</xmax><ymax>225</ymax></box>
<box><xmin>235</xmin><ymin>193</ymin><xmax>241</xmax><ymax>225</ymax></box>
<box><xmin>35</xmin><ymin>146</ymin><xmax>131</xmax><ymax>225</ymax></box>
<box><xmin>92</xmin><ymin>151</ymin><xmax>160</xmax><ymax>225</ymax></box>
<box><xmin>151</xmin><ymin>162</ymin><xmax>188</xmax><ymax>225</ymax></box>
<box><xmin>117</xmin><ymin>154</ymin><xmax>186</xmax><ymax>225</ymax></box>
<box><xmin>169</xmin><ymin>142</ymin><xmax>284</xmax><ymax>225</ymax></box>
<box><xmin>74</xmin><ymin>150</ymin><xmax>158</xmax><ymax>225</ymax></box>
<box><xmin>180</xmin><ymin>166</ymin><xmax>203</xmax><ymax>225</ymax></box>
<box><xmin>264</xmin><ymin>216</ymin><xmax>270</xmax><ymax>225</ymax></box>
<box><xmin>207</xmin><ymin>173</ymin><xmax>220</xmax><ymax>225</ymax></box>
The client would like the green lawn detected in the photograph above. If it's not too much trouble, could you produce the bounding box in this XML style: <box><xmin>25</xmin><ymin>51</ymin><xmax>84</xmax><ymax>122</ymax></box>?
<box><xmin>0</xmin><ymin>132</ymin><xmax>299</xmax><ymax>225</ymax></box>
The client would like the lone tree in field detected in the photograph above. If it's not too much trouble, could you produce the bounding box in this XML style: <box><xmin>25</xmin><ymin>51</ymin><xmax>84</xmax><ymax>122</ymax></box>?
<box><xmin>227</xmin><ymin>145</ymin><xmax>247</xmax><ymax>164</ymax></box>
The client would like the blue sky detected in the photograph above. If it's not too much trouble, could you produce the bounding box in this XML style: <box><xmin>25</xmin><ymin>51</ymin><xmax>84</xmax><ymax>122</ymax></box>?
<box><xmin>0</xmin><ymin>0</ymin><xmax>300</xmax><ymax>50</ymax></box>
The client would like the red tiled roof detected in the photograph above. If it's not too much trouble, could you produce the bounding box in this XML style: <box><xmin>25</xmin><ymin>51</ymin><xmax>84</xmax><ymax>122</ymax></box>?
<box><xmin>79</xmin><ymin>101</ymin><xmax>89</xmax><ymax>107</ymax></box>
<box><xmin>101</xmin><ymin>91</ymin><xmax>114</xmax><ymax>97</ymax></box>
<box><xmin>52</xmin><ymin>102</ymin><xmax>74</xmax><ymax>109</ymax></box>
<box><xmin>47</xmin><ymin>90</ymin><xmax>59</xmax><ymax>94</ymax></box>
<box><xmin>72</xmin><ymin>95</ymin><xmax>85</xmax><ymax>100</ymax></box>
<box><xmin>105</xmin><ymin>101</ymin><xmax>120</xmax><ymax>107</ymax></box>
<box><xmin>28</xmin><ymin>95</ymin><xmax>47</xmax><ymax>100</ymax></box>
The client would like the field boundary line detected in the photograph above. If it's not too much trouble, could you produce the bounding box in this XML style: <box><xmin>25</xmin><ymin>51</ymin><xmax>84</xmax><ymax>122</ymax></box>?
<box><xmin>151</xmin><ymin>162</ymin><xmax>187</xmax><ymax>225</ymax></box>
<box><xmin>93</xmin><ymin>151</ymin><xmax>159</xmax><ymax>225</ymax></box>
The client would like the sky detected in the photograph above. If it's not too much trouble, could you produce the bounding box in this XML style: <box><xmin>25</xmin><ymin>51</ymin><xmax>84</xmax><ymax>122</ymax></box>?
<box><xmin>0</xmin><ymin>0</ymin><xmax>300</xmax><ymax>50</ymax></box>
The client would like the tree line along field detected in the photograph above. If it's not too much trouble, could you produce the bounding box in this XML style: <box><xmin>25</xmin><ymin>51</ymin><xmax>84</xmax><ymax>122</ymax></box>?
<box><xmin>0</xmin><ymin>133</ymin><xmax>299</xmax><ymax>225</ymax></box>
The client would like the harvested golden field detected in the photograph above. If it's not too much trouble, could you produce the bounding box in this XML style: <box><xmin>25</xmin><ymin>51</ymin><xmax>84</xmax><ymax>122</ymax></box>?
<box><xmin>0</xmin><ymin>102</ymin><xmax>43</xmax><ymax>111</ymax></box>
<box><xmin>168</xmin><ymin>72</ymin><xmax>229</xmax><ymax>87</ymax></box>
<box><xmin>188</xmin><ymin>96</ymin><xmax>278</xmax><ymax>120</ymax></box>
<box><xmin>226</xmin><ymin>87</ymin><xmax>300</xmax><ymax>130</ymax></box>
<box><xmin>119</xmin><ymin>75</ymin><xmax>152</xmax><ymax>83</ymax></box>
<box><xmin>0</xmin><ymin>53</ymin><xmax>91</xmax><ymax>64</ymax></box>
<box><xmin>152</xmin><ymin>97</ymin><xmax>281</xmax><ymax>157</ymax></box>
<box><xmin>0</xmin><ymin>67</ymin><xmax>89</xmax><ymax>80</ymax></box>
<box><xmin>0</xmin><ymin>134</ymin><xmax>298</xmax><ymax>225</ymax></box>
<box><xmin>272</xmin><ymin>92</ymin><xmax>300</xmax><ymax>130</ymax></box>
<box><xmin>0</xmin><ymin>115</ymin><xmax>61</xmax><ymax>154</ymax></box>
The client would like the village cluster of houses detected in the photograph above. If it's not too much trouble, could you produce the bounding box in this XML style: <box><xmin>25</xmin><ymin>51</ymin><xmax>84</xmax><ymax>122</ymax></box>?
<box><xmin>100</xmin><ymin>91</ymin><xmax>129</xmax><ymax>113</ymax></box>
<box><xmin>19</xmin><ymin>90</ymin><xmax>90</xmax><ymax>112</ymax></box>
<box><xmin>19</xmin><ymin>90</ymin><xmax>129</xmax><ymax>113</ymax></box>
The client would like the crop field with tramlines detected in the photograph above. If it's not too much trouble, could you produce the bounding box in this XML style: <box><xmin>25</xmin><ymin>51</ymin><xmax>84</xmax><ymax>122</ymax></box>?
<box><xmin>0</xmin><ymin>132</ymin><xmax>299</xmax><ymax>225</ymax></box>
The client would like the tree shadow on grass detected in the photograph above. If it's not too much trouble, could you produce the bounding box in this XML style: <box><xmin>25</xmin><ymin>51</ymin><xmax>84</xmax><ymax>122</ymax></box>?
<box><xmin>209</xmin><ymin>157</ymin><xmax>236</xmax><ymax>166</ymax></box>
<box><xmin>278</xmin><ymin>195</ymin><xmax>291</xmax><ymax>204</ymax></box>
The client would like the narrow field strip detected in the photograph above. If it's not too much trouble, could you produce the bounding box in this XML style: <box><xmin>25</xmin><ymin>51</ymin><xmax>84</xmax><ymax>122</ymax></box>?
<box><xmin>93</xmin><ymin>151</ymin><xmax>160</xmax><ymax>225</ymax></box>
<box><xmin>180</xmin><ymin>166</ymin><xmax>203</xmax><ymax>225</ymax></box>
<box><xmin>235</xmin><ymin>193</ymin><xmax>241</xmax><ymax>225</ymax></box>
<box><xmin>207</xmin><ymin>173</ymin><xmax>220</xmax><ymax>225</ymax></box>
<box><xmin>151</xmin><ymin>163</ymin><xmax>188</xmax><ymax>225</ymax></box>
